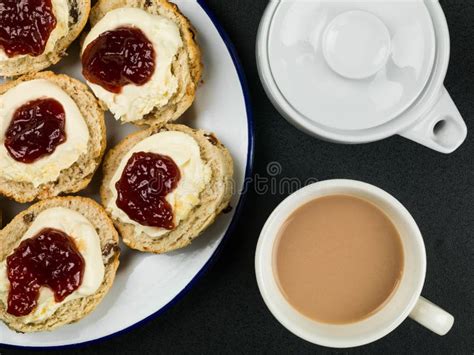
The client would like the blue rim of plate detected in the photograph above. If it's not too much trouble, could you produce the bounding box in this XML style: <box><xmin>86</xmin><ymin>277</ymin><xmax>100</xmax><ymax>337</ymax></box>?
<box><xmin>0</xmin><ymin>0</ymin><xmax>254</xmax><ymax>350</ymax></box>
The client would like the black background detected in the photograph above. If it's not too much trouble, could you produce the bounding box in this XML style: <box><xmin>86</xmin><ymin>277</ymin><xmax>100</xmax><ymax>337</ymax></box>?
<box><xmin>2</xmin><ymin>0</ymin><xmax>474</xmax><ymax>354</ymax></box>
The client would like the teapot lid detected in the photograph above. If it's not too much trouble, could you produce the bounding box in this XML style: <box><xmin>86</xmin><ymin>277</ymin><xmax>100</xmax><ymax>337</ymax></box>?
<box><xmin>257</xmin><ymin>0</ymin><xmax>436</xmax><ymax>131</ymax></box>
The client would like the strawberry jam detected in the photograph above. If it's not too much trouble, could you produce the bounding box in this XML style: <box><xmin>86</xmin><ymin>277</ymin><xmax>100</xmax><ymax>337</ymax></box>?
<box><xmin>6</xmin><ymin>228</ymin><xmax>85</xmax><ymax>317</ymax></box>
<box><xmin>82</xmin><ymin>27</ymin><xmax>156</xmax><ymax>94</ymax></box>
<box><xmin>0</xmin><ymin>0</ymin><xmax>57</xmax><ymax>58</ymax></box>
<box><xmin>4</xmin><ymin>98</ymin><xmax>67</xmax><ymax>164</ymax></box>
<box><xmin>115</xmin><ymin>152</ymin><xmax>181</xmax><ymax>229</ymax></box>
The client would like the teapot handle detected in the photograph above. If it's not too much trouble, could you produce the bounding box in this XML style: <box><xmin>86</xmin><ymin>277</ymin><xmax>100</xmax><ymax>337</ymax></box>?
<box><xmin>399</xmin><ymin>87</ymin><xmax>467</xmax><ymax>154</ymax></box>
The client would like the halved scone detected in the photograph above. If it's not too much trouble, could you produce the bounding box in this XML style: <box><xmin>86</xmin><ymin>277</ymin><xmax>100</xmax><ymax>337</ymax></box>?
<box><xmin>0</xmin><ymin>0</ymin><xmax>91</xmax><ymax>77</ymax></box>
<box><xmin>0</xmin><ymin>71</ymin><xmax>106</xmax><ymax>203</ymax></box>
<box><xmin>0</xmin><ymin>196</ymin><xmax>120</xmax><ymax>333</ymax></box>
<box><xmin>101</xmin><ymin>124</ymin><xmax>233</xmax><ymax>254</ymax></box>
<box><xmin>81</xmin><ymin>0</ymin><xmax>202</xmax><ymax>126</ymax></box>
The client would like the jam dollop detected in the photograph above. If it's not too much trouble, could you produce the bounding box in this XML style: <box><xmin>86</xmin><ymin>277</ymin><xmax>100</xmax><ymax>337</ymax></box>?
<box><xmin>6</xmin><ymin>228</ymin><xmax>85</xmax><ymax>317</ymax></box>
<box><xmin>0</xmin><ymin>0</ymin><xmax>57</xmax><ymax>58</ymax></box>
<box><xmin>116</xmin><ymin>152</ymin><xmax>181</xmax><ymax>229</ymax></box>
<box><xmin>4</xmin><ymin>98</ymin><xmax>67</xmax><ymax>164</ymax></box>
<box><xmin>82</xmin><ymin>27</ymin><xmax>156</xmax><ymax>94</ymax></box>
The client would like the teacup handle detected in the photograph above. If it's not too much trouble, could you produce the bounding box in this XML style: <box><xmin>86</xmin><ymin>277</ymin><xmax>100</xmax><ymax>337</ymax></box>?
<box><xmin>399</xmin><ymin>87</ymin><xmax>467</xmax><ymax>154</ymax></box>
<box><xmin>409</xmin><ymin>296</ymin><xmax>454</xmax><ymax>335</ymax></box>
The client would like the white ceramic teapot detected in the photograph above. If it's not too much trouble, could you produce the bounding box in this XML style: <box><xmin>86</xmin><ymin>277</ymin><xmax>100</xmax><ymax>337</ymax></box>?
<box><xmin>257</xmin><ymin>0</ymin><xmax>467</xmax><ymax>153</ymax></box>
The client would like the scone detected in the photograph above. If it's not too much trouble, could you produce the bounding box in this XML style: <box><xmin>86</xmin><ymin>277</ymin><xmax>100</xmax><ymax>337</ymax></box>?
<box><xmin>0</xmin><ymin>0</ymin><xmax>91</xmax><ymax>77</ymax></box>
<box><xmin>101</xmin><ymin>124</ymin><xmax>233</xmax><ymax>254</ymax></box>
<box><xmin>0</xmin><ymin>196</ymin><xmax>120</xmax><ymax>333</ymax></box>
<box><xmin>0</xmin><ymin>71</ymin><xmax>106</xmax><ymax>203</ymax></box>
<box><xmin>81</xmin><ymin>0</ymin><xmax>202</xmax><ymax>126</ymax></box>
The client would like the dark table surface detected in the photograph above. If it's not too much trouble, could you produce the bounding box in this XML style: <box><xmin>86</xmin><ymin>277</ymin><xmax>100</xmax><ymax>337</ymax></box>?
<box><xmin>3</xmin><ymin>0</ymin><xmax>474</xmax><ymax>354</ymax></box>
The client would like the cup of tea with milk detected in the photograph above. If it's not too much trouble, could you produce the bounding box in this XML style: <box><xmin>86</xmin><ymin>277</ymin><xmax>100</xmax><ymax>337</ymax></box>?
<box><xmin>256</xmin><ymin>180</ymin><xmax>454</xmax><ymax>348</ymax></box>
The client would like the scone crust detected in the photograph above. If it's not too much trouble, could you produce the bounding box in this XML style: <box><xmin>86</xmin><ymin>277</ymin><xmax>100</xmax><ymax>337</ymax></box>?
<box><xmin>88</xmin><ymin>0</ymin><xmax>202</xmax><ymax>126</ymax></box>
<box><xmin>100</xmin><ymin>124</ymin><xmax>234</xmax><ymax>254</ymax></box>
<box><xmin>0</xmin><ymin>71</ymin><xmax>107</xmax><ymax>203</ymax></box>
<box><xmin>0</xmin><ymin>196</ymin><xmax>120</xmax><ymax>333</ymax></box>
<box><xmin>0</xmin><ymin>0</ymin><xmax>91</xmax><ymax>77</ymax></box>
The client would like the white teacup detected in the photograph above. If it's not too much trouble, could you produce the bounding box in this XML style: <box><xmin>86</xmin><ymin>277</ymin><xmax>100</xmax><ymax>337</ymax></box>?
<box><xmin>255</xmin><ymin>179</ymin><xmax>454</xmax><ymax>348</ymax></box>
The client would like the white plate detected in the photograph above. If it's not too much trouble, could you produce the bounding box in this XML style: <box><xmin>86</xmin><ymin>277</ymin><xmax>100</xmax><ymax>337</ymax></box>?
<box><xmin>0</xmin><ymin>0</ymin><xmax>253</xmax><ymax>349</ymax></box>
